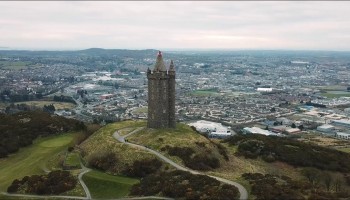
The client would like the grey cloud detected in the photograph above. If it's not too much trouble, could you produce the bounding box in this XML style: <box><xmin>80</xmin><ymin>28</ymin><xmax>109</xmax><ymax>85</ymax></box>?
<box><xmin>0</xmin><ymin>1</ymin><xmax>349</xmax><ymax>50</ymax></box>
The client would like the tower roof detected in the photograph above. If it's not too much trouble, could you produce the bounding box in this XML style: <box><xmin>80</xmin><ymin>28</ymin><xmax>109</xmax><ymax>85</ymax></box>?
<box><xmin>154</xmin><ymin>51</ymin><xmax>167</xmax><ymax>71</ymax></box>
<box><xmin>169</xmin><ymin>60</ymin><xmax>175</xmax><ymax>71</ymax></box>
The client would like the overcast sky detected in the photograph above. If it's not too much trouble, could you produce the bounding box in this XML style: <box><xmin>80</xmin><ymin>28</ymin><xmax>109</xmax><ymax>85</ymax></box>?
<box><xmin>1</xmin><ymin>1</ymin><xmax>350</xmax><ymax>51</ymax></box>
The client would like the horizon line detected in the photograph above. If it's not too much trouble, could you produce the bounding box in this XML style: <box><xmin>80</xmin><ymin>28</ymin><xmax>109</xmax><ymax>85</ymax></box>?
<box><xmin>1</xmin><ymin>47</ymin><xmax>350</xmax><ymax>52</ymax></box>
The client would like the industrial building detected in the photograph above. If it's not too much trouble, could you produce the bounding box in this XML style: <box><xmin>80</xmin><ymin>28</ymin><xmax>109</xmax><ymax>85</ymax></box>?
<box><xmin>335</xmin><ymin>132</ymin><xmax>350</xmax><ymax>140</ymax></box>
<box><xmin>243</xmin><ymin>127</ymin><xmax>278</xmax><ymax>136</ymax></box>
<box><xmin>317</xmin><ymin>124</ymin><xmax>335</xmax><ymax>134</ymax></box>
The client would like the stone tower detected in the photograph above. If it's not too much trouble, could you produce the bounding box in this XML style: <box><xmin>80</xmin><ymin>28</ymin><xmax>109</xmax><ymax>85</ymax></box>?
<box><xmin>147</xmin><ymin>51</ymin><xmax>176</xmax><ymax>128</ymax></box>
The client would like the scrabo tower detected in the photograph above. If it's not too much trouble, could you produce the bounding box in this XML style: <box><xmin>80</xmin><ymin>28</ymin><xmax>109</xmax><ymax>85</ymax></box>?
<box><xmin>147</xmin><ymin>51</ymin><xmax>176</xmax><ymax>128</ymax></box>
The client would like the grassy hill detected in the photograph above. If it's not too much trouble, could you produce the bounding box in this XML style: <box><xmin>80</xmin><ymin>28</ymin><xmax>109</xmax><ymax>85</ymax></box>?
<box><xmin>127</xmin><ymin>123</ymin><xmax>228</xmax><ymax>169</ymax></box>
<box><xmin>79</xmin><ymin>120</ymin><xmax>350</xmax><ymax>199</ymax></box>
<box><xmin>79</xmin><ymin>120</ymin><xmax>157</xmax><ymax>174</ymax></box>
<box><xmin>82</xmin><ymin>120</ymin><xmax>300</xmax><ymax>180</ymax></box>
<box><xmin>126</xmin><ymin>124</ymin><xmax>305</xmax><ymax>188</ymax></box>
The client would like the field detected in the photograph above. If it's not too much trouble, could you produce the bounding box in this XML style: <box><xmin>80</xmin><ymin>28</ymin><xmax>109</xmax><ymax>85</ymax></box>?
<box><xmin>320</xmin><ymin>91</ymin><xmax>350</xmax><ymax>98</ymax></box>
<box><xmin>14</xmin><ymin>101</ymin><xmax>76</xmax><ymax>110</ymax></box>
<box><xmin>192</xmin><ymin>89</ymin><xmax>220</xmax><ymax>96</ymax></box>
<box><xmin>0</xmin><ymin>133</ymin><xmax>75</xmax><ymax>192</ymax></box>
<box><xmin>131</xmin><ymin>106</ymin><xmax>147</xmax><ymax>114</ymax></box>
<box><xmin>82</xmin><ymin>170</ymin><xmax>139</xmax><ymax>199</ymax></box>
<box><xmin>318</xmin><ymin>85</ymin><xmax>348</xmax><ymax>91</ymax></box>
<box><xmin>0</xmin><ymin>61</ymin><xmax>30</xmax><ymax>70</ymax></box>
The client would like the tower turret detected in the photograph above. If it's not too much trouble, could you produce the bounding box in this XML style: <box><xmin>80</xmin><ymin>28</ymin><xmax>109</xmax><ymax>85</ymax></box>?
<box><xmin>169</xmin><ymin>60</ymin><xmax>175</xmax><ymax>71</ymax></box>
<box><xmin>153</xmin><ymin>51</ymin><xmax>167</xmax><ymax>71</ymax></box>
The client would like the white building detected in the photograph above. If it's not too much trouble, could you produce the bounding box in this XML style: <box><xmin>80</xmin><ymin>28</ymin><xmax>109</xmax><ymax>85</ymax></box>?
<box><xmin>276</xmin><ymin>117</ymin><xmax>292</xmax><ymax>125</ymax></box>
<box><xmin>335</xmin><ymin>132</ymin><xmax>350</xmax><ymax>140</ymax></box>
<box><xmin>189</xmin><ymin>120</ymin><xmax>232</xmax><ymax>138</ymax></box>
<box><xmin>243</xmin><ymin>127</ymin><xmax>278</xmax><ymax>136</ymax></box>
<box><xmin>209</xmin><ymin>129</ymin><xmax>232</xmax><ymax>138</ymax></box>
<box><xmin>257</xmin><ymin>88</ymin><xmax>273</xmax><ymax>92</ymax></box>
<box><xmin>317</xmin><ymin>124</ymin><xmax>335</xmax><ymax>133</ymax></box>
<box><xmin>189</xmin><ymin>120</ymin><xmax>227</xmax><ymax>132</ymax></box>
<box><xmin>332</xmin><ymin>119</ymin><xmax>350</xmax><ymax>128</ymax></box>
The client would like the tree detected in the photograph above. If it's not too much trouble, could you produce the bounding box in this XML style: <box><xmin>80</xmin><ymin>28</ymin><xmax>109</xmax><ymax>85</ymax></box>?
<box><xmin>291</xmin><ymin>123</ymin><xmax>296</xmax><ymax>128</ymax></box>
<box><xmin>298</xmin><ymin>124</ymin><xmax>304</xmax><ymax>131</ymax></box>
<box><xmin>301</xmin><ymin>167</ymin><xmax>321</xmax><ymax>186</ymax></box>
<box><xmin>322</xmin><ymin>172</ymin><xmax>332</xmax><ymax>191</ymax></box>
<box><xmin>334</xmin><ymin>177</ymin><xmax>343</xmax><ymax>192</ymax></box>
<box><xmin>347</xmin><ymin>86</ymin><xmax>350</xmax><ymax>91</ymax></box>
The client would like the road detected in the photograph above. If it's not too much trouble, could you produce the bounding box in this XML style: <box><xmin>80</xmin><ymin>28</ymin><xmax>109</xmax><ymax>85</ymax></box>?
<box><xmin>1</xmin><ymin>192</ymin><xmax>87</xmax><ymax>199</ymax></box>
<box><xmin>1</xmin><ymin>192</ymin><xmax>173</xmax><ymax>200</ymax></box>
<box><xmin>113</xmin><ymin>128</ymin><xmax>249</xmax><ymax>200</ymax></box>
<box><xmin>79</xmin><ymin>159</ymin><xmax>92</xmax><ymax>199</ymax></box>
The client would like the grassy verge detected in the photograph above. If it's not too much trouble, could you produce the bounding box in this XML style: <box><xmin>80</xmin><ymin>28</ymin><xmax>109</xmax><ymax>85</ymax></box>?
<box><xmin>82</xmin><ymin>170</ymin><xmax>139</xmax><ymax>199</ymax></box>
<box><xmin>0</xmin><ymin>133</ymin><xmax>75</xmax><ymax>192</ymax></box>
<box><xmin>65</xmin><ymin>152</ymin><xmax>81</xmax><ymax>168</ymax></box>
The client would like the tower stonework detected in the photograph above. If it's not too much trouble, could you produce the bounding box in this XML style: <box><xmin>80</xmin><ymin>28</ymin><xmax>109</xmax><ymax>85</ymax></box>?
<box><xmin>147</xmin><ymin>51</ymin><xmax>176</xmax><ymax>128</ymax></box>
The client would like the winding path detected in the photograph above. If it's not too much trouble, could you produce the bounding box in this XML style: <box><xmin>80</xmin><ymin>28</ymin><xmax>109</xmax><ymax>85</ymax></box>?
<box><xmin>1</xmin><ymin>161</ymin><xmax>92</xmax><ymax>200</ymax></box>
<box><xmin>79</xmin><ymin>159</ymin><xmax>92</xmax><ymax>199</ymax></box>
<box><xmin>113</xmin><ymin>128</ymin><xmax>249</xmax><ymax>200</ymax></box>
<box><xmin>1</xmin><ymin>192</ymin><xmax>87</xmax><ymax>199</ymax></box>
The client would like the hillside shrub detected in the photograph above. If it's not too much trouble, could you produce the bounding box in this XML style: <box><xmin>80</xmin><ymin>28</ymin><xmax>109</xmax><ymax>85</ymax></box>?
<box><xmin>165</xmin><ymin>146</ymin><xmax>220</xmax><ymax>171</ymax></box>
<box><xmin>87</xmin><ymin>151</ymin><xmax>119</xmax><ymax>172</ymax></box>
<box><xmin>130</xmin><ymin>170</ymin><xmax>239</xmax><ymax>200</ymax></box>
<box><xmin>7</xmin><ymin>171</ymin><xmax>76</xmax><ymax>195</ymax></box>
<box><xmin>226</xmin><ymin>134</ymin><xmax>350</xmax><ymax>172</ymax></box>
<box><xmin>122</xmin><ymin>158</ymin><xmax>162</xmax><ymax>178</ymax></box>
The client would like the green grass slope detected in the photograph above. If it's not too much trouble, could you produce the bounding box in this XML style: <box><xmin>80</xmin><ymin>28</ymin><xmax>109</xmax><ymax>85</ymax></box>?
<box><xmin>79</xmin><ymin>120</ymin><xmax>156</xmax><ymax>173</ymax></box>
<box><xmin>127</xmin><ymin>123</ymin><xmax>227</xmax><ymax>168</ymax></box>
<box><xmin>82</xmin><ymin>170</ymin><xmax>139</xmax><ymax>199</ymax></box>
<box><xmin>0</xmin><ymin>133</ymin><xmax>74</xmax><ymax>192</ymax></box>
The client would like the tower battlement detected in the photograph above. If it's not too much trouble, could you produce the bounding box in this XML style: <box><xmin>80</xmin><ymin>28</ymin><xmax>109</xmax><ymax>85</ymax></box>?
<box><xmin>147</xmin><ymin>51</ymin><xmax>176</xmax><ymax>129</ymax></box>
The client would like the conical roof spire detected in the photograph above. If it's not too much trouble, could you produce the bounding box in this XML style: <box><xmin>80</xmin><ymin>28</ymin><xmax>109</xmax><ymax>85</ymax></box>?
<box><xmin>169</xmin><ymin>60</ymin><xmax>175</xmax><ymax>71</ymax></box>
<box><xmin>154</xmin><ymin>51</ymin><xmax>166</xmax><ymax>71</ymax></box>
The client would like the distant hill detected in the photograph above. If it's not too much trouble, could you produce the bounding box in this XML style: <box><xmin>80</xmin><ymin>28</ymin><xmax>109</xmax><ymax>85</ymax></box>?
<box><xmin>0</xmin><ymin>48</ymin><xmax>159</xmax><ymax>58</ymax></box>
